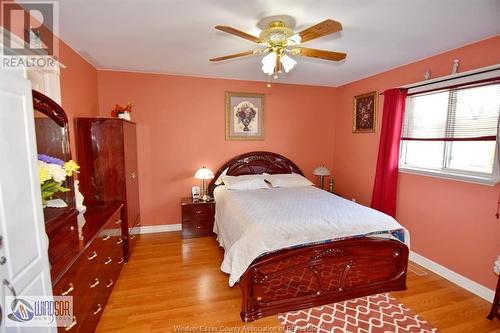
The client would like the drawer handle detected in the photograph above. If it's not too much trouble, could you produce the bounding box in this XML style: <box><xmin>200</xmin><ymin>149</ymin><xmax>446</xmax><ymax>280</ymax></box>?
<box><xmin>130</xmin><ymin>234</ymin><xmax>136</xmax><ymax>240</ymax></box>
<box><xmin>195</xmin><ymin>225</ymin><xmax>202</xmax><ymax>229</ymax></box>
<box><xmin>65</xmin><ymin>316</ymin><xmax>77</xmax><ymax>331</ymax></box>
<box><xmin>116</xmin><ymin>238</ymin><xmax>123</xmax><ymax>245</ymax></box>
<box><xmin>115</xmin><ymin>219</ymin><xmax>122</xmax><ymax>224</ymax></box>
<box><xmin>87</xmin><ymin>251</ymin><xmax>97</xmax><ymax>260</ymax></box>
<box><xmin>129</xmin><ymin>172</ymin><xmax>137</xmax><ymax>180</ymax></box>
<box><xmin>117</xmin><ymin>257</ymin><xmax>124</xmax><ymax>264</ymax></box>
<box><xmin>106</xmin><ymin>279</ymin><xmax>114</xmax><ymax>288</ymax></box>
<box><xmin>104</xmin><ymin>257</ymin><xmax>112</xmax><ymax>265</ymax></box>
<box><xmin>195</xmin><ymin>210</ymin><xmax>203</xmax><ymax>214</ymax></box>
<box><xmin>89</xmin><ymin>278</ymin><xmax>100</xmax><ymax>288</ymax></box>
<box><xmin>102</xmin><ymin>235</ymin><xmax>111</xmax><ymax>241</ymax></box>
<box><xmin>93</xmin><ymin>304</ymin><xmax>102</xmax><ymax>315</ymax></box>
<box><xmin>61</xmin><ymin>283</ymin><xmax>74</xmax><ymax>296</ymax></box>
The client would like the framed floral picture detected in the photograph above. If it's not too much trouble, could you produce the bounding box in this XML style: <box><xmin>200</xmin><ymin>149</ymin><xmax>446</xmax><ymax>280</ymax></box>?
<box><xmin>353</xmin><ymin>91</ymin><xmax>378</xmax><ymax>133</ymax></box>
<box><xmin>225</xmin><ymin>92</ymin><xmax>265</xmax><ymax>140</ymax></box>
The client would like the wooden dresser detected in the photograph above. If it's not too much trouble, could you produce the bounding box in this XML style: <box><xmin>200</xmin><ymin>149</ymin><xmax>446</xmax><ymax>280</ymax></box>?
<box><xmin>31</xmin><ymin>92</ymin><xmax>130</xmax><ymax>331</ymax></box>
<box><xmin>76</xmin><ymin>118</ymin><xmax>141</xmax><ymax>262</ymax></box>
<box><xmin>48</xmin><ymin>203</ymin><xmax>124</xmax><ymax>332</ymax></box>
<box><xmin>181</xmin><ymin>198</ymin><xmax>215</xmax><ymax>238</ymax></box>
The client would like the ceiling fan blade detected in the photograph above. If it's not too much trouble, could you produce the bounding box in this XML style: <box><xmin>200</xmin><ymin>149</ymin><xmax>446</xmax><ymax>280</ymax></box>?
<box><xmin>215</xmin><ymin>25</ymin><xmax>261</xmax><ymax>43</ymax></box>
<box><xmin>210</xmin><ymin>50</ymin><xmax>258</xmax><ymax>62</ymax></box>
<box><xmin>292</xmin><ymin>47</ymin><xmax>346</xmax><ymax>61</ymax></box>
<box><xmin>298</xmin><ymin>19</ymin><xmax>342</xmax><ymax>43</ymax></box>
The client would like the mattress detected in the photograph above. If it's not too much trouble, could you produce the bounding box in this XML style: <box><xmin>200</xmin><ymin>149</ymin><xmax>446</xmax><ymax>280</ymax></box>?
<box><xmin>213</xmin><ymin>185</ymin><xmax>409</xmax><ymax>286</ymax></box>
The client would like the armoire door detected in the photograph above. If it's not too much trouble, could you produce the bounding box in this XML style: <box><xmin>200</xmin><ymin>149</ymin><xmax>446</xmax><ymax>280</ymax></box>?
<box><xmin>0</xmin><ymin>68</ymin><xmax>55</xmax><ymax>332</ymax></box>
<box><xmin>122</xmin><ymin>122</ymin><xmax>140</xmax><ymax>228</ymax></box>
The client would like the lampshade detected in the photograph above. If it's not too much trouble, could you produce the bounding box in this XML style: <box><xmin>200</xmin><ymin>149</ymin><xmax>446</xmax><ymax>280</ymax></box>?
<box><xmin>280</xmin><ymin>54</ymin><xmax>297</xmax><ymax>73</ymax></box>
<box><xmin>261</xmin><ymin>52</ymin><xmax>277</xmax><ymax>75</ymax></box>
<box><xmin>194</xmin><ymin>167</ymin><xmax>214</xmax><ymax>180</ymax></box>
<box><xmin>313</xmin><ymin>165</ymin><xmax>331</xmax><ymax>176</ymax></box>
<box><xmin>286</xmin><ymin>33</ymin><xmax>302</xmax><ymax>46</ymax></box>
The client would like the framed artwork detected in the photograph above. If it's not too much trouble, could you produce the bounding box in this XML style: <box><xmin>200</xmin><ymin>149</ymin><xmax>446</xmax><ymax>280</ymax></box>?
<box><xmin>225</xmin><ymin>92</ymin><xmax>265</xmax><ymax>140</ymax></box>
<box><xmin>353</xmin><ymin>91</ymin><xmax>378</xmax><ymax>133</ymax></box>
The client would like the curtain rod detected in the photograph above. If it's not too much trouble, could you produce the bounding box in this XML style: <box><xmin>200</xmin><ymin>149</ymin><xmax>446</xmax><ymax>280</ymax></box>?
<box><xmin>380</xmin><ymin>65</ymin><xmax>500</xmax><ymax>95</ymax></box>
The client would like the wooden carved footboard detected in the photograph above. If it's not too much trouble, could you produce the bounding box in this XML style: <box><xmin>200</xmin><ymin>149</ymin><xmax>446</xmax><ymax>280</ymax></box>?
<box><xmin>239</xmin><ymin>237</ymin><xmax>408</xmax><ymax>322</ymax></box>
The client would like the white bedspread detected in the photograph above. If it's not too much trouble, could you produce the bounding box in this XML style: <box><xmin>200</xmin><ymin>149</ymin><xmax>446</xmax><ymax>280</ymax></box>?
<box><xmin>213</xmin><ymin>185</ymin><xmax>409</xmax><ymax>286</ymax></box>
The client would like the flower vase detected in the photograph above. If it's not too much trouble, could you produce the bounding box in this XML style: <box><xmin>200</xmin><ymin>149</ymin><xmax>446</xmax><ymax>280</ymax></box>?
<box><xmin>74</xmin><ymin>180</ymin><xmax>87</xmax><ymax>213</ymax></box>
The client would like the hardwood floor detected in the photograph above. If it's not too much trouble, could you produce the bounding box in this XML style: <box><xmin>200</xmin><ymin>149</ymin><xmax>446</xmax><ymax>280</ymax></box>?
<box><xmin>97</xmin><ymin>232</ymin><xmax>500</xmax><ymax>333</ymax></box>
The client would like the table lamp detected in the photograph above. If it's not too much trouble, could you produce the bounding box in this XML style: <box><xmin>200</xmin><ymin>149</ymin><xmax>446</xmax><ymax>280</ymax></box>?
<box><xmin>313</xmin><ymin>165</ymin><xmax>330</xmax><ymax>190</ymax></box>
<box><xmin>194</xmin><ymin>166</ymin><xmax>214</xmax><ymax>201</ymax></box>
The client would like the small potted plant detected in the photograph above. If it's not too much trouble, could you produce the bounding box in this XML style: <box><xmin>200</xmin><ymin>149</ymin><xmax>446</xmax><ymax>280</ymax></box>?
<box><xmin>111</xmin><ymin>102</ymin><xmax>133</xmax><ymax>121</ymax></box>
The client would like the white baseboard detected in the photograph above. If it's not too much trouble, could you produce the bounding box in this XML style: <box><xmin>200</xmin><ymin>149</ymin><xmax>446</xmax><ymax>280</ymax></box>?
<box><xmin>139</xmin><ymin>224</ymin><xmax>181</xmax><ymax>234</ymax></box>
<box><xmin>409</xmin><ymin>251</ymin><xmax>495</xmax><ymax>303</ymax></box>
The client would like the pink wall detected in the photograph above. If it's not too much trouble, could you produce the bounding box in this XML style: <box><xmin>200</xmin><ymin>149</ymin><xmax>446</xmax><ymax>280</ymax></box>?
<box><xmin>59</xmin><ymin>41</ymin><xmax>100</xmax><ymax>157</ymax></box>
<box><xmin>97</xmin><ymin>71</ymin><xmax>336</xmax><ymax>229</ymax></box>
<box><xmin>333</xmin><ymin>35</ymin><xmax>500</xmax><ymax>290</ymax></box>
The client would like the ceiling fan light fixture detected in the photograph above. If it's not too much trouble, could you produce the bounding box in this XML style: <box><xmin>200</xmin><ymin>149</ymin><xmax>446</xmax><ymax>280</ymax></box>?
<box><xmin>286</xmin><ymin>33</ymin><xmax>302</xmax><ymax>46</ymax></box>
<box><xmin>259</xmin><ymin>21</ymin><xmax>294</xmax><ymax>46</ymax></box>
<box><xmin>261</xmin><ymin>51</ymin><xmax>277</xmax><ymax>75</ymax></box>
<box><xmin>280</xmin><ymin>54</ymin><xmax>297</xmax><ymax>73</ymax></box>
<box><xmin>211</xmin><ymin>18</ymin><xmax>345</xmax><ymax>81</ymax></box>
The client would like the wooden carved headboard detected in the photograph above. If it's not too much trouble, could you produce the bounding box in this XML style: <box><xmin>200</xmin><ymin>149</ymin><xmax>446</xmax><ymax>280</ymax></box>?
<box><xmin>208</xmin><ymin>151</ymin><xmax>303</xmax><ymax>195</ymax></box>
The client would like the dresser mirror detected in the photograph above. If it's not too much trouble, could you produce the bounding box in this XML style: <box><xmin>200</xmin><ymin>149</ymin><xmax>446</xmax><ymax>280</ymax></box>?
<box><xmin>32</xmin><ymin>90</ymin><xmax>77</xmax><ymax>224</ymax></box>
<box><xmin>34</xmin><ymin>110</ymin><xmax>71</xmax><ymax>161</ymax></box>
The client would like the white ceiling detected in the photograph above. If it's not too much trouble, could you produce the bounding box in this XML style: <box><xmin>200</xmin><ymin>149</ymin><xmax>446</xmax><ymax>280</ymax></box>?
<box><xmin>54</xmin><ymin>0</ymin><xmax>500</xmax><ymax>87</ymax></box>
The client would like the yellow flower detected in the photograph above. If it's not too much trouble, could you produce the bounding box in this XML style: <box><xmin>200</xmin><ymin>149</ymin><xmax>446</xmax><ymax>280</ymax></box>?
<box><xmin>63</xmin><ymin>160</ymin><xmax>80</xmax><ymax>176</ymax></box>
<box><xmin>38</xmin><ymin>161</ymin><xmax>51</xmax><ymax>184</ymax></box>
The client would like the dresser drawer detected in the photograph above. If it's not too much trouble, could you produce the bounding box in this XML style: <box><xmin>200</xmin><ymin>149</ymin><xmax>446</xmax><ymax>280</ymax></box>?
<box><xmin>55</xmin><ymin>245</ymin><xmax>101</xmax><ymax>331</ymax></box>
<box><xmin>49</xmin><ymin>219</ymin><xmax>80</xmax><ymax>282</ymax></box>
<box><xmin>181</xmin><ymin>204</ymin><xmax>214</xmax><ymax>221</ymax></box>
<box><xmin>55</xmin><ymin>205</ymin><xmax>124</xmax><ymax>332</ymax></box>
<box><xmin>182</xmin><ymin>218</ymin><xmax>214</xmax><ymax>238</ymax></box>
<box><xmin>127</xmin><ymin>217</ymin><xmax>141</xmax><ymax>258</ymax></box>
<box><xmin>77</xmin><ymin>285</ymin><xmax>110</xmax><ymax>333</ymax></box>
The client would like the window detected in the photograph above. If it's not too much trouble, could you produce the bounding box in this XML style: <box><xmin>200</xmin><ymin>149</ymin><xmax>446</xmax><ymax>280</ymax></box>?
<box><xmin>399</xmin><ymin>79</ymin><xmax>500</xmax><ymax>185</ymax></box>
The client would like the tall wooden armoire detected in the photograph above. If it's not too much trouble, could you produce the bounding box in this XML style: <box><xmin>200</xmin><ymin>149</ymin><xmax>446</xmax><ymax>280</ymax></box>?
<box><xmin>76</xmin><ymin>118</ymin><xmax>140</xmax><ymax>261</ymax></box>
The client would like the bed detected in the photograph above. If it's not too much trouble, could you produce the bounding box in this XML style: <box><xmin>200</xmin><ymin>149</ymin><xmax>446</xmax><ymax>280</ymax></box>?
<box><xmin>208</xmin><ymin>151</ymin><xmax>409</xmax><ymax>322</ymax></box>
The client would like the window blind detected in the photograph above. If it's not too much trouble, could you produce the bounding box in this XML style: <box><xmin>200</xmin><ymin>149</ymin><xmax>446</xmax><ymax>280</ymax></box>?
<box><xmin>402</xmin><ymin>80</ymin><xmax>500</xmax><ymax>141</ymax></box>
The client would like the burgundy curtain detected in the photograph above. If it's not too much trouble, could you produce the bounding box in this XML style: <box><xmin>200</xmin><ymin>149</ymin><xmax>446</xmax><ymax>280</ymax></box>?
<box><xmin>371</xmin><ymin>88</ymin><xmax>408</xmax><ymax>217</ymax></box>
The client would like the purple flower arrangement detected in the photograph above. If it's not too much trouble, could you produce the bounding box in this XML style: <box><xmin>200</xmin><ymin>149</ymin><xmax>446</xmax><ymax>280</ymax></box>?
<box><xmin>37</xmin><ymin>154</ymin><xmax>79</xmax><ymax>207</ymax></box>
<box><xmin>38</xmin><ymin>154</ymin><xmax>64</xmax><ymax>166</ymax></box>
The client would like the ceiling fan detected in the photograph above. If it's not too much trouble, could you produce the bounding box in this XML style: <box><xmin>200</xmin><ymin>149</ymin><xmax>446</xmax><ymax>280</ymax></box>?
<box><xmin>210</xmin><ymin>18</ymin><xmax>346</xmax><ymax>81</ymax></box>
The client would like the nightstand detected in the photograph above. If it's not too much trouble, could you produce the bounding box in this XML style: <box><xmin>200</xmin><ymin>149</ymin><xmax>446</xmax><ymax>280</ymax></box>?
<box><xmin>181</xmin><ymin>197</ymin><xmax>215</xmax><ymax>239</ymax></box>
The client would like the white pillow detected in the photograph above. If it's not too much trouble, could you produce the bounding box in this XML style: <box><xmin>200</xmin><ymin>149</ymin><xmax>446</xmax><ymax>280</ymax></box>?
<box><xmin>214</xmin><ymin>168</ymin><xmax>227</xmax><ymax>185</ymax></box>
<box><xmin>221</xmin><ymin>174</ymin><xmax>269</xmax><ymax>190</ymax></box>
<box><xmin>265</xmin><ymin>173</ymin><xmax>313</xmax><ymax>188</ymax></box>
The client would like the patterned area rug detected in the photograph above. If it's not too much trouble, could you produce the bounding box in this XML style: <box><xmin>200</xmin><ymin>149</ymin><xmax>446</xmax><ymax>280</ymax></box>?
<box><xmin>278</xmin><ymin>293</ymin><xmax>438</xmax><ymax>333</ymax></box>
